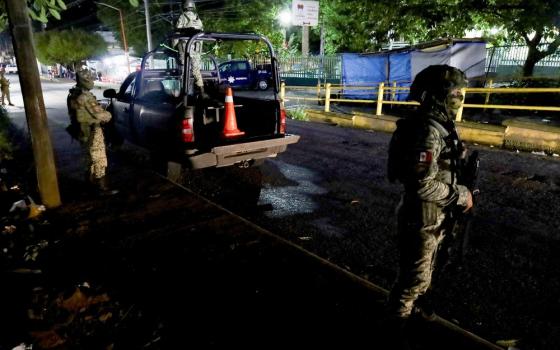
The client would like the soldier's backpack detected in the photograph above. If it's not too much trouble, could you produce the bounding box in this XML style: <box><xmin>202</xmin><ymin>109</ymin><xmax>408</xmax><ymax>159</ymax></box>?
<box><xmin>387</xmin><ymin>117</ymin><xmax>430</xmax><ymax>183</ymax></box>
<box><xmin>66</xmin><ymin>87</ymin><xmax>82</xmax><ymax>141</ymax></box>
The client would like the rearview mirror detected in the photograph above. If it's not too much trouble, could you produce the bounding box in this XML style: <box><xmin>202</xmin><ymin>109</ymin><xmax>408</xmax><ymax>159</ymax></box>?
<box><xmin>103</xmin><ymin>89</ymin><xmax>117</xmax><ymax>98</ymax></box>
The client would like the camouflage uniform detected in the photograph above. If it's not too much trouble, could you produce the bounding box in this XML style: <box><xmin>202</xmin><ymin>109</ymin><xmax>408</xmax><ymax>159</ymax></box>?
<box><xmin>67</xmin><ymin>70</ymin><xmax>113</xmax><ymax>192</ymax></box>
<box><xmin>386</xmin><ymin>65</ymin><xmax>471</xmax><ymax>319</ymax></box>
<box><xmin>174</xmin><ymin>0</ymin><xmax>204</xmax><ymax>94</ymax></box>
<box><xmin>0</xmin><ymin>73</ymin><xmax>13</xmax><ymax>106</ymax></box>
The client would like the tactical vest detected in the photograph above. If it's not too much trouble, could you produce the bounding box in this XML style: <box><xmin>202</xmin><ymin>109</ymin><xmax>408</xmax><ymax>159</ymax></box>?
<box><xmin>387</xmin><ymin>117</ymin><xmax>463</xmax><ymax>184</ymax></box>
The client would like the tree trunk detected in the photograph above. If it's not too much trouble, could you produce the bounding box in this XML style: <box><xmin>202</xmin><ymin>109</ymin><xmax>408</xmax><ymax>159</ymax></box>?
<box><xmin>522</xmin><ymin>44</ymin><xmax>542</xmax><ymax>77</ymax></box>
<box><xmin>5</xmin><ymin>0</ymin><xmax>61</xmax><ymax>208</ymax></box>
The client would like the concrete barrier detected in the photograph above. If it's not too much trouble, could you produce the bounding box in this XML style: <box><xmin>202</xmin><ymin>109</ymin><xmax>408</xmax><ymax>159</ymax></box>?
<box><xmin>308</xmin><ymin>110</ymin><xmax>507</xmax><ymax>146</ymax></box>
<box><xmin>503</xmin><ymin>118</ymin><xmax>560</xmax><ymax>153</ymax></box>
<box><xmin>456</xmin><ymin>121</ymin><xmax>505</xmax><ymax>147</ymax></box>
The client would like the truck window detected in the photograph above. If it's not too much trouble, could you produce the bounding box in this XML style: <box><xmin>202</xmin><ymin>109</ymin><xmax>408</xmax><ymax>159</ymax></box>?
<box><xmin>140</xmin><ymin>77</ymin><xmax>182</xmax><ymax>102</ymax></box>
<box><xmin>143</xmin><ymin>50</ymin><xmax>180</xmax><ymax>72</ymax></box>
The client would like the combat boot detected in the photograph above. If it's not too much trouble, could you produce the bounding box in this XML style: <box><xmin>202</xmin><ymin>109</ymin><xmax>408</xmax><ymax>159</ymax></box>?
<box><xmin>95</xmin><ymin>176</ymin><xmax>119</xmax><ymax>196</ymax></box>
<box><xmin>413</xmin><ymin>294</ymin><xmax>437</xmax><ymax>321</ymax></box>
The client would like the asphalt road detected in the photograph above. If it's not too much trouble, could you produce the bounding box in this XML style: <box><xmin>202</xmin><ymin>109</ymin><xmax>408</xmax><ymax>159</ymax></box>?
<box><xmin>252</xmin><ymin>120</ymin><xmax>560</xmax><ymax>350</ymax></box>
<box><xmin>7</xmin><ymin>76</ymin><xmax>560</xmax><ymax>350</ymax></box>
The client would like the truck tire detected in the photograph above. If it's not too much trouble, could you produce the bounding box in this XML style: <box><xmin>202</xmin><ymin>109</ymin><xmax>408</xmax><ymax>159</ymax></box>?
<box><xmin>257</xmin><ymin>80</ymin><xmax>268</xmax><ymax>91</ymax></box>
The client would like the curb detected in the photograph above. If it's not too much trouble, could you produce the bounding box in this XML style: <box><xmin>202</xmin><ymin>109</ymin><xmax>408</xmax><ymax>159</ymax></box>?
<box><xmin>305</xmin><ymin>109</ymin><xmax>560</xmax><ymax>154</ymax></box>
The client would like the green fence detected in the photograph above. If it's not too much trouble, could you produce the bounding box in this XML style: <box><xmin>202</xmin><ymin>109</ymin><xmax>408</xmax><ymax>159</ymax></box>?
<box><xmin>486</xmin><ymin>44</ymin><xmax>560</xmax><ymax>78</ymax></box>
<box><xmin>279</xmin><ymin>55</ymin><xmax>341</xmax><ymax>86</ymax></box>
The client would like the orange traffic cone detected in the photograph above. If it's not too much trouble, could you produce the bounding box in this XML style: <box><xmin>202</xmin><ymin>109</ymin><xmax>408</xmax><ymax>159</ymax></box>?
<box><xmin>222</xmin><ymin>87</ymin><xmax>245</xmax><ymax>138</ymax></box>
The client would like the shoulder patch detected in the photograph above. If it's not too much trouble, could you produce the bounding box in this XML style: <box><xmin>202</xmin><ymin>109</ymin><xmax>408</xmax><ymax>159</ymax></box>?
<box><xmin>419</xmin><ymin>151</ymin><xmax>433</xmax><ymax>163</ymax></box>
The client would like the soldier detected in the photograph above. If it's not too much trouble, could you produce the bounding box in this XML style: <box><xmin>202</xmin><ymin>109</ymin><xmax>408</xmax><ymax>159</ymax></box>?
<box><xmin>385</xmin><ymin>65</ymin><xmax>473</xmax><ymax>340</ymax></box>
<box><xmin>67</xmin><ymin>69</ymin><xmax>117</xmax><ymax>195</ymax></box>
<box><xmin>0</xmin><ymin>72</ymin><xmax>14</xmax><ymax>106</ymax></box>
<box><xmin>174</xmin><ymin>0</ymin><xmax>205</xmax><ymax>97</ymax></box>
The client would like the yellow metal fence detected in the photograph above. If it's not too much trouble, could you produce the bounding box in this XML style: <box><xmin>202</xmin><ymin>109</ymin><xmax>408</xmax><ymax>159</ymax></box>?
<box><xmin>279</xmin><ymin>81</ymin><xmax>560</xmax><ymax>122</ymax></box>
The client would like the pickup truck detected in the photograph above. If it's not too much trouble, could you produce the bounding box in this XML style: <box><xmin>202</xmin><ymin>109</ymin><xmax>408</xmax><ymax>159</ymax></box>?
<box><xmin>218</xmin><ymin>59</ymin><xmax>272</xmax><ymax>90</ymax></box>
<box><xmin>103</xmin><ymin>32</ymin><xmax>299</xmax><ymax>175</ymax></box>
<box><xmin>3</xmin><ymin>64</ymin><xmax>17</xmax><ymax>74</ymax></box>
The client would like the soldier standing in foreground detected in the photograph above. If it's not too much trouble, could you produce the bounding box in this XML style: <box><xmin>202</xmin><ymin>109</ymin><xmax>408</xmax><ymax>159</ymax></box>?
<box><xmin>0</xmin><ymin>71</ymin><xmax>14</xmax><ymax>106</ymax></box>
<box><xmin>174</xmin><ymin>0</ymin><xmax>205</xmax><ymax>97</ymax></box>
<box><xmin>385</xmin><ymin>65</ymin><xmax>473</xmax><ymax>342</ymax></box>
<box><xmin>67</xmin><ymin>69</ymin><xmax>117</xmax><ymax>195</ymax></box>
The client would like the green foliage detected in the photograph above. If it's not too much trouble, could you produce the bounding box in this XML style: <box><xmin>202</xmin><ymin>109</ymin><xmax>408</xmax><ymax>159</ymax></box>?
<box><xmin>287</xmin><ymin>107</ymin><xmax>309</xmax><ymax>121</ymax></box>
<box><xmin>96</xmin><ymin>0</ymin><xmax>174</xmax><ymax>55</ymax></box>
<box><xmin>0</xmin><ymin>0</ymin><xmax>137</xmax><ymax>32</ymax></box>
<box><xmin>35</xmin><ymin>30</ymin><xmax>107</xmax><ymax>67</ymax></box>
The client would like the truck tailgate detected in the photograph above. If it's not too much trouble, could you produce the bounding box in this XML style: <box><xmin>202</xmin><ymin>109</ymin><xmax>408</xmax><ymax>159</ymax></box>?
<box><xmin>185</xmin><ymin>134</ymin><xmax>300</xmax><ymax>169</ymax></box>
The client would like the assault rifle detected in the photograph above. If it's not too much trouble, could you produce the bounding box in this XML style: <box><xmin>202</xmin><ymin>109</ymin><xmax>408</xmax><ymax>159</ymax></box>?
<box><xmin>439</xmin><ymin>150</ymin><xmax>481</xmax><ymax>270</ymax></box>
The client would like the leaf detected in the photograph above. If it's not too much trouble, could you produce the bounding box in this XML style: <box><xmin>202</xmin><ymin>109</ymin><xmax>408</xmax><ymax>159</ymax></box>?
<box><xmin>129</xmin><ymin>0</ymin><xmax>139</xmax><ymax>7</ymax></box>
<box><xmin>57</xmin><ymin>0</ymin><xmax>67</xmax><ymax>10</ymax></box>
<box><xmin>28</xmin><ymin>8</ymin><xmax>39</xmax><ymax>21</ymax></box>
<box><xmin>49</xmin><ymin>8</ymin><xmax>61</xmax><ymax>20</ymax></box>
<box><xmin>61</xmin><ymin>288</ymin><xmax>89</xmax><ymax>312</ymax></box>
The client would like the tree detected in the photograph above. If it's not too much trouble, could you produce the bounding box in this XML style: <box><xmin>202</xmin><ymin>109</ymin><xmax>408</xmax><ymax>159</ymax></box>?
<box><xmin>96</xmin><ymin>0</ymin><xmax>175</xmax><ymax>56</ymax></box>
<box><xmin>0</xmin><ymin>0</ymin><xmax>140</xmax><ymax>32</ymax></box>
<box><xmin>321</xmin><ymin>0</ymin><xmax>560</xmax><ymax>76</ymax></box>
<box><xmin>35</xmin><ymin>30</ymin><xmax>107</xmax><ymax>69</ymax></box>
<box><xmin>97</xmin><ymin>0</ymin><xmax>292</xmax><ymax>57</ymax></box>
<box><xmin>478</xmin><ymin>0</ymin><xmax>560</xmax><ymax>76</ymax></box>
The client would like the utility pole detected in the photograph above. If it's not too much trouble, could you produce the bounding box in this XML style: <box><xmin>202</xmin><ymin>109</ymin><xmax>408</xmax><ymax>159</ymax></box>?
<box><xmin>302</xmin><ymin>26</ymin><xmax>309</xmax><ymax>56</ymax></box>
<box><xmin>4</xmin><ymin>0</ymin><xmax>61</xmax><ymax>208</ymax></box>
<box><xmin>144</xmin><ymin>0</ymin><xmax>153</xmax><ymax>52</ymax></box>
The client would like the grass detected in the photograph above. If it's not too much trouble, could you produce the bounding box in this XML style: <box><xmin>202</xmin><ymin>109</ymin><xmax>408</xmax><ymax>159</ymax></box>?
<box><xmin>287</xmin><ymin>107</ymin><xmax>309</xmax><ymax>121</ymax></box>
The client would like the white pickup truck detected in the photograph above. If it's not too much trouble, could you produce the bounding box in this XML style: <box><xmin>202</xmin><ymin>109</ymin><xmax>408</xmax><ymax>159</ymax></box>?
<box><xmin>4</xmin><ymin>65</ymin><xmax>17</xmax><ymax>74</ymax></box>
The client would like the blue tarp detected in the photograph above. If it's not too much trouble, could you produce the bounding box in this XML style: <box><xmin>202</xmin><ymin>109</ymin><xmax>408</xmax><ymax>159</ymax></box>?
<box><xmin>340</xmin><ymin>41</ymin><xmax>486</xmax><ymax>101</ymax></box>
<box><xmin>389</xmin><ymin>52</ymin><xmax>412</xmax><ymax>101</ymax></box>
<box><xmin>342</xmin><ymin>53</ymin><xmax>387</xmax><ymax>99</ymax></box>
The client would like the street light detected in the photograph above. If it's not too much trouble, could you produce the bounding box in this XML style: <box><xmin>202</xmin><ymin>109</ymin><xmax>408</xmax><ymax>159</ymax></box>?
<box><xmin>95</xmin><ymin>2</ymin><xmax>131</xmax><ymax>73</ymax></box>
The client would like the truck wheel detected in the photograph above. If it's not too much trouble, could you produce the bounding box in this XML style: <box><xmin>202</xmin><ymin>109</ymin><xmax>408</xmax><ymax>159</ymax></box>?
<box><xmin>257</xmin><ymin>80</ymin><xmax>268</xmax><ymax>90</ymax></box>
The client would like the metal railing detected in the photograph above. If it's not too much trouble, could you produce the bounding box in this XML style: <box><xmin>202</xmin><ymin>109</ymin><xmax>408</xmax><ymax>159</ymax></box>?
<box><xmin>279</xmin><ymin>81</ymin><xmax>560</xmax><ymax>122</ymax></box>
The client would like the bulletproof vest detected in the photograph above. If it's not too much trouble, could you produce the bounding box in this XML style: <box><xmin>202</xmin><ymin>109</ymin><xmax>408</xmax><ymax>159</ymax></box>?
<box><xmin>387</xmin><ymin>116</ymin><xmax>462</xmax><ymax>184</ymax></box>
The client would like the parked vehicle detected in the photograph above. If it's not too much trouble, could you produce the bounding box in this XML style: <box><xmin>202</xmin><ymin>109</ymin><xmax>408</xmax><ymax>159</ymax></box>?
<box><xmin>218</xmin><ymin>59</ymin><xmax>272</xmax><ymax>91</ymax></box>
<box><xmin>4</xmin><ymin>64</ymin><xmax>17</xmax><ymax>74</ymax></box>
<box><xmin>103</xmin><ymin>32</ymin><xmax>299</xmax><ymax>173</ymax></box>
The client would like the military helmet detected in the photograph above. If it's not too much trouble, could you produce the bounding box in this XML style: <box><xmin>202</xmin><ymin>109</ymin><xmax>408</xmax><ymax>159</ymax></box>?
<box><xmin>183</xmin><ymin>0</ymin><xmax>196</xmax><ymax>10</ymax></box>
<box><xmin>408</xmin><ymin>65</ymin><xmax>467</xmax><ymax>104</ymax></box>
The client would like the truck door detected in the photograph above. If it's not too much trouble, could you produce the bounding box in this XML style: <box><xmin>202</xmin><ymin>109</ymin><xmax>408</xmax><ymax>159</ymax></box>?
<box><xmin>112</xmin><ymin>72</ymin><xmax>137</xmax><ymax>143</ymax></box>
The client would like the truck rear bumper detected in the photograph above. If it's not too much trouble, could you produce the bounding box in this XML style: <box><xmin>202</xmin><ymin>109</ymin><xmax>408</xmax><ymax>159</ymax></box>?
<box><xmin>184</xmin><ymin>134</ymin><xmax>300</xmax><ymax>169</ymax></box>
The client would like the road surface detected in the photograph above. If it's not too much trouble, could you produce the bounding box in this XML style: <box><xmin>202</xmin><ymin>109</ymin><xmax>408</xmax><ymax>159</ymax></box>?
<box><xmin>6</xmin><ymin>76</ymin><xmax>560</xmax><ymax>350</ymax></box>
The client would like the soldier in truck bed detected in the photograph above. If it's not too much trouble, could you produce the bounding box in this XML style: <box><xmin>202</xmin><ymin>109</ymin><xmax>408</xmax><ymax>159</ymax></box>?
<box><xmin>174</xmin><ymin>0</ymin><xmax>205</xmax><ymax>97</ymax></box>
<box><xmin>385</xmin><ymin>65</ymin><xmax>474</xmax><ymax>346</ymax></box>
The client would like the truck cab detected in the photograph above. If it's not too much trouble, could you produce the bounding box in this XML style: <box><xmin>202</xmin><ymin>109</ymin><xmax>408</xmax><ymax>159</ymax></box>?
<box><xmin>103</xmin><ymin>32</ymin><xmax>298</xmax><ymax>173</ymax></box>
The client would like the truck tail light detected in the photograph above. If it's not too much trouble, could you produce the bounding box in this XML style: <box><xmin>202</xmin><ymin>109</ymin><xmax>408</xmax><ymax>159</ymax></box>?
<box><xmin>279</xmin><ymin>107</ymin><xmax>286</xmax><ymax>135</ymax></box>
<box><xmin>182</xmin><ymin>107</ymin><xmax>195</xmax><ymax>143</ymax></box>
